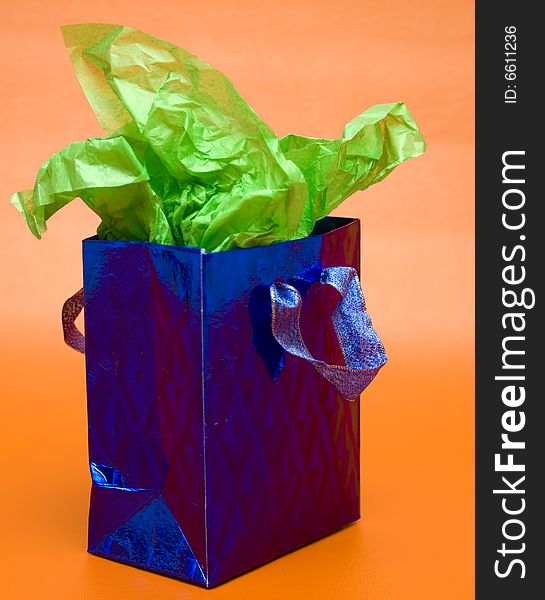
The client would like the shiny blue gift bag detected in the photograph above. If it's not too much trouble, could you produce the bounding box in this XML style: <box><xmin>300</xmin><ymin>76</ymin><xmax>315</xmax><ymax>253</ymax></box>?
<box><xmin>62</xmin><ymin>216</ymin><xmax>386</xmax><ymax>587</ymax></box>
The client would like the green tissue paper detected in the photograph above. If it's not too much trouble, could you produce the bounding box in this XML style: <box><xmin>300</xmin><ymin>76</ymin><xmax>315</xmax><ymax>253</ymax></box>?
<box><xmin>10</xmin><ymin>23</ymin><xmax>425</xmax><ymax>252</ymax></box>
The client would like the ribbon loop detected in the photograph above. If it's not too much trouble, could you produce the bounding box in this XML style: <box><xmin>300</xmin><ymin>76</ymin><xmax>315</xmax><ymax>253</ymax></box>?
<box><xmin>62</xmin><ymin>287</ymin><xmax>85</xmax><ymax>353</ymax></box>
<box><xmin>270</xmin><ymin>267</ymin><xmax>387</xmax><ymax>400</ymax></box>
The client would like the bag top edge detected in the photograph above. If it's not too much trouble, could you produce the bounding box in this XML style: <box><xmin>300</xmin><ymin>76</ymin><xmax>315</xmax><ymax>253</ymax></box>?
<box><xmin>82</xmin><ymin>216</ymin><xmax>360</xmax><ymax>255</ymax></box>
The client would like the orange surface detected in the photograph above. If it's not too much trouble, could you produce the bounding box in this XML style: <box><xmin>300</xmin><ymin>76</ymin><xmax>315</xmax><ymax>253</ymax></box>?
<box><xmin>0</xmin><ymin>1</ymin><xmax>474</xmax><ymax>598</ymax></box>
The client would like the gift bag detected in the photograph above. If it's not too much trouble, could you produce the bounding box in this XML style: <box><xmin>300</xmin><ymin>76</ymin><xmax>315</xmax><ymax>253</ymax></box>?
<box><xmin>9</xmin><ymin>23</ymin><xmax>424</xmax><ymax>588</ymax></box>
<box><xmin>61</xmin><ymin>216</ymin><xmax>386</xmax><ymax>586</ymax></box>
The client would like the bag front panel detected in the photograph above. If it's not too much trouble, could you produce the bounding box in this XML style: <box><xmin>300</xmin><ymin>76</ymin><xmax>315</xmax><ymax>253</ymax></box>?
<box><xmin>203</xmin><ymin>217</ymin><xmax>361</xmax><ymax>584</ymax></box>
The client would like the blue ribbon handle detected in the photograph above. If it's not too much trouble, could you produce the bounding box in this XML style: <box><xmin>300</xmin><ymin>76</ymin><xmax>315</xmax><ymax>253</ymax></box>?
<box><xmin>270</xmin><ymin>267</ymin><xmax>387</xmax><ymax>400</ymax></box>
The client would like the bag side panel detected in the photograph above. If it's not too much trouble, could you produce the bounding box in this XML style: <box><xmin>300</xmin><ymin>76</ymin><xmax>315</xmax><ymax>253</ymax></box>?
<box><xmin>83</xmin><ymin>240</ymin><xmax>208</xmax><ymax>584</ymax></box>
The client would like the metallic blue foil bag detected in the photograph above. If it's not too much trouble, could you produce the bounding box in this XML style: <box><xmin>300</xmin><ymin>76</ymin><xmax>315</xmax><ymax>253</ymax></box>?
<box><xmin>63</xmin><ymin>216</ymin><xmax>386</xmax><ymax>587</ymax></box>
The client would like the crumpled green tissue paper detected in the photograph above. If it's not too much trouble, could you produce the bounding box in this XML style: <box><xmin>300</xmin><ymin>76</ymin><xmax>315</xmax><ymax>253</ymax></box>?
<box><xmin>10</xmin><ymin>23</ymin><xmax>425</xmax><ymax>252</ymax></box>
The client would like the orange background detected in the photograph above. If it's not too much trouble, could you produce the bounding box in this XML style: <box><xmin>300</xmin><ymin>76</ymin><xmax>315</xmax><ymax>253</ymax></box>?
<box><xmin>0</xmin><ymin>1</ymin><xmax>474</xmax><ymax>598</ymax></box>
